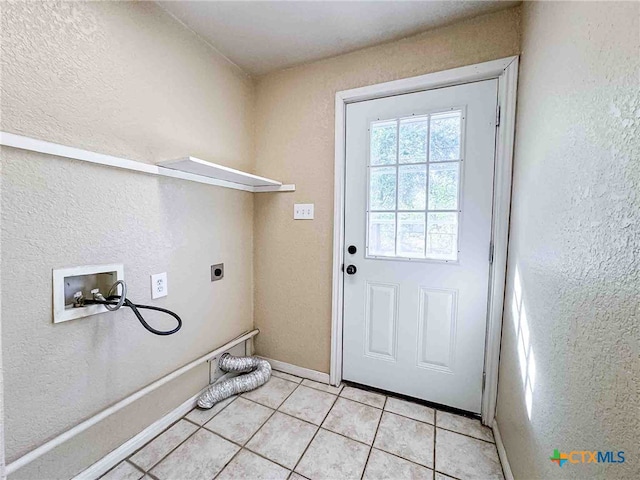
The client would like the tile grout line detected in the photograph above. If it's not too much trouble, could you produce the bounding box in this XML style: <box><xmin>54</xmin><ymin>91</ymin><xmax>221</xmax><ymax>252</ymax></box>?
<box><xmin>237</xmin><ymin>377</ymin><xmax>301</xmax><ymax>441</ymax></box>
<box><xmin>244</xmin><ymin>386</ymin><xmax>475</xmax><ymax>475</ymax></box>
<box><xmin>207</xmin><ymin>423</ymin><xmax>294</xmax><ymax>475</ymax></box>
<box><xmin>211</xmin><ymin>444</ymin><xmax>243</xmax><ymax>480</ymax></box>
<box><xmin>209</xmin><ymin>425</ymin><xmax>275</xmax><ymax>480</ymax></box>
<box><xmin>210</xmin><ymin>411</ymin><xmax>282</xmax><ymax>478</ymax></box>
<box><xmin>255</xmin><ymin>380</ymin><xmax>339</xmax><ymax>472</ymax></box>
<box><xmin>283</xmin><ymin>393</ymin><xmax>482</xmax><ymax>477</ymax></box>
<box><xmin>239</xmin><ymin>386</ymin><xmax>377</xmax><ymax>458</ymax></box>
<box><xmin>271</xmin><ymin>371</ymin><xmax>303</xmax><ymax>384</ymax></box>
<box><xmin>282</xmin><ymin>420</ymin><xmax>465</xmax><ymax>480</ymax></box>
<box><xmin>144</xmin><ymin>469</ymin><xmax>160</xmax><ymax>480</ymax></box>
<box><xmin>369</xmin><ymin>445</ymin><xmax>437</xmax><ymax>474</ymax></box>
<box><xmin>339</xmin><ymin>390</ymin><xmax>387</xmax><ymax>410</ymax></box>
<box><xmin>320</xmin><ymin>397</ymin><xmax>383</xmax><ymax>446</ymax></box>
<box><xmin>359</xmin><ymin>395</ymin><xmax>388</xmax><ymax>480</ymax></box>
<box><xmin>119</xmin><ymin>381</ymin><xmax>491</xmax><ymax>480</ymax></box>
<box><xmin>239</xmin><ymin>377</ymin><xmax>300</xmax><ymax>411</ymax></box>
<box><xmin>347</xmin><ymin>381</ymin><xmax>490</xmax><ymax>429</ymax></box>
<box><xmin>434</xmin><ymin>469</ymin><xmax>463</xmax><ymax>480</ymax></box>
<box><xmin>242</xmin><ymin>448</ymin><xmax>291</xmax><ymax>473</ymax></box>
<box><xmin>366</xmin><ymin>400</ymin><xmax>436</xmax><ymax>472</ymax></box>
<box><xmin>290</xmin><ymin>386</ymin><xmax>342</xmax><ymax>476</ymax></box>
<box><xmin>383</xmin><ymin>401</ymin><xmax>436</xmax><ymax>423</ymax></box>
<box><xmin>371</xmin><ymin>415</ymin><xmax>434</xmax><ymax>471</ymax></box>
<box><xmin>130</xmin><ymin>396</ymin><xmax>237</xmax><ymax>473</ymax></box>
<box><xmin>106</xmin><ymin>378</ymin><xmax>299</xmax><ymax>478</ymax></box>
<box><xmin>142</xmin><ymin>425</ymin><xmax>204</xmax><ymax>476</ymax></box>
<box><xmin>127</xmin><ymin>417</ymin><xmax>202</xmax><ymax>475</ymax></box>
<box><xmin>240</xmin><ymin>381</ymin><xmax>303</xmax><ymax>456</ymax></box>
<box><xmin>432</xmin><ymin>411</ymin><xmax>479</xmax><ymax>480</ymax></box>
<box><xmin>216</xmin><ymin>419</ymin><xmax>466</xmax><ymax>480</ymax></box>
<box><xmin>175</xmin><ymin>417</ymin><xmax>478</xmax><ymax>477</ymax></box>
<box><xmin>240</xmin><ymin>393</ymin><xmax>408</xmax><ymax>465</ymax></box>
<box><xmin>280</xmin><ymin>384</ymin><xmax>341</xmax><ymax>426</ymax></box>
<box><xmin>127</xmin><ymin>416</ymin><xmax>184</xmax><ymax>458</ymax></box>
<box><xmin>131</xmin><ymin>394</ymin><xmax>240</xmax><ymax>476</ymax></box>
<box><xmin>201</xmin><ymin>386</ymin><xmax>289</xmax><ymax>439</ymax></box>
<box><xmin>242</xmin><ymin>396</ymin><xmax>319</xmax><ymax>429</ymax></box>
<box><xmin>182</xmin><ymin>417</ymin><xmax>203</xmax><ymax>429</ymax></box>
<box><xmin>317</xmin><ymin>426</ymin><xmax>374</xmax><ymax>449</ymax></box>
<box><xmin>147</xmin><ymin>395</ymin><xmax>243</xmax><ymax>470</ymax></box>
<box><xmin>248</xmin><ymin>404</ymin><xmax>320</xmax><ymax>428</ymax></box>
<box><xmin>119</xmin><ymin>459</ymin><xmax>145</xmax><ymax>480</ymax></box>
<box><xmin>243</xmin><ymin>445</ymin><xmax>296</xmax><ymax>473</ymax></box>
<box><xmin>187</xmin><ymin>394</ymin><xmax>239</xmax><ymax>426</ymax></box>
<box><xmin>211</xmin><ymin>378</ymin><xmax>305</xmax><ymax>478</ymax></box>
<box><xmin>381</xmin><ymin>407</ymin><xmax>495</xmax><ymax>445</ymax></box>
<box><xmin>433</xmin><ymin>410</ymin><xmax>437</xmax><ymax>476</ymax></box>
<box><xmin>370</xmin><ymin>394</ymin><xmax>446</xmax><ymax>472</ymax></box>
<box><xmin>300</xmin><ymin>379</ymin><xmax>345</xmax><ymax>396</ymax></box>
<box><xmin>434</xmin><ymin>424</ymin><xmax>496</xmax><ymax>444</ymax></box>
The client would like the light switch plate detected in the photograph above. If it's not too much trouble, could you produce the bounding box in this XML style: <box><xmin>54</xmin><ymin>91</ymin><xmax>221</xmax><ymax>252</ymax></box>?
<box><xmin>294</xmin><ymin>203</ymin><xmax>314</xmax><ymax>220</ymax></box>
<box><xmin>151</xmin><ymin>272</ymin><xmax>168</xmax><ymax>299</ymax></box>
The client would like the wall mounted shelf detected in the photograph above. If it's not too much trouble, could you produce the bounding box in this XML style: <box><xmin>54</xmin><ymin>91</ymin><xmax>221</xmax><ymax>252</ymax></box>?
<box><xmin>0</xmin><ymin>131</ymin><xmax>295</xmax><ymax>193</ymax></box>
<box><xmin>158</xmin><ymin>156</ymin><xmax>293</xmax><ymax>191</ymax></box>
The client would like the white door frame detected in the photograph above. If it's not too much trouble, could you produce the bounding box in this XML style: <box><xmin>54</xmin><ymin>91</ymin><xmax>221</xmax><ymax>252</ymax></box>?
<box><xmin>330</xmin><ymin>56</ymin><xmax>519</xmax><ymax>425</ymax></box>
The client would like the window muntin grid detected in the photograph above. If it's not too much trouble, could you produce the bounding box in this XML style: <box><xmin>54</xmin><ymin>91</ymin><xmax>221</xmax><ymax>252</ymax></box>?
<box><xmin>366</xmin><ymin>109</ymin><xmax>464</xmax><ymax>262</ymax></box>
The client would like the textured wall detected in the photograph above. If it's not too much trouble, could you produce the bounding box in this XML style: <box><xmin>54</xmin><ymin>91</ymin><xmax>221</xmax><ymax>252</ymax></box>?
<box><xmin>0</xmin><ymin>145</ymin><xmax>4</xmax><ymax>478</ymax></box>
<box><xmin>1</xmin><ymin>1</ymin><xmax>254</xmax><ymax>478</ymax></box>
<box><xmin>252</xmin><ymin>7</ymin><xmax>521</xmax><ymax>372</ymax></box>
<box><xmin>1</xmin><ymin>1</ymin><xmax>253</xmax><ymax>169</ymax></box>
<box><xmin>496</xmin><ymin>2</ymin><xmax>639</xmax><ymax>479</ymax></box>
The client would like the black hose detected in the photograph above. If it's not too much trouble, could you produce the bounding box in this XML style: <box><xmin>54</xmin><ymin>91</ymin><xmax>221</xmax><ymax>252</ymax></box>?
<box><xmin>85</xmin><ymin>296</ymin><xmax>182</xmax><ymax>336</ymax></box>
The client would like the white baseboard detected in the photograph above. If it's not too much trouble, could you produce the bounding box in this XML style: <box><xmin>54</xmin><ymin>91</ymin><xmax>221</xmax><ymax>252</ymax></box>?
<box><xmin>492</xmin><ymin>419</ymin><xmax>514</xmax><ymax>480</ymax></box>
<box><xmin>75</xmin><ymin>367</ymin><xmax>247</xmax><ymax>480</ymax></box>
<box><xmin>74</xmin><ymin>353</ymin><xmax>328</xmax><ymax>480</ymax></box>
<box><xmin>260</xmin><ymin>357</ymin><xmax>330</xmax><ymax>384</ymax></box>
<box><xmin>73</xmin><ymin>390</ymin><xmax>202</xmax><ymax>480</ymax></box>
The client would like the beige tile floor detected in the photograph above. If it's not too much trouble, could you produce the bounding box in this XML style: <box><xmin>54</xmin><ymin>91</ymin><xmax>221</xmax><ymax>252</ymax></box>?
<box><xmin>101</xmin><ymin>371</ymin><xmax>504</xmax><ymax>480</ymax></box>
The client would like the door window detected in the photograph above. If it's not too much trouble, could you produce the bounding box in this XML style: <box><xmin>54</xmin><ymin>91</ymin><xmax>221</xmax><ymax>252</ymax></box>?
<box><xmin>367</xmin><ymin>109</ymin><xmax>463</xmax><ymax>261</ymax></box>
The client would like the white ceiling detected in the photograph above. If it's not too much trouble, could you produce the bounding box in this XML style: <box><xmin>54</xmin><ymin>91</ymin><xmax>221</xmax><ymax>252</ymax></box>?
<box><xmin>157</xmin><ymin>1</ymin><xmax>519</xmax><ymax>76</ymax></box>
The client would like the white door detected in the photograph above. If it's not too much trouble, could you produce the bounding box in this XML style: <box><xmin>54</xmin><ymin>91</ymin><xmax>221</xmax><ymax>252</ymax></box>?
<box><xmin>342</xmin><ymin>79</ymin><xmax>498</xmax><ymax>413</ymax></box>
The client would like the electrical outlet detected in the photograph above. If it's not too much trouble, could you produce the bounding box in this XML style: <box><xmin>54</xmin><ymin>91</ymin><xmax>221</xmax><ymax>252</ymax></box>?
<box><xmin>294</xmin><ymin>203</ymin><xmax>314</xmax><ymax>220</ymax></box>
<box><xmin>211</xmin><ymin>263</ymin><xmax>224</xmax><ymax>282</ymax></box>
<box><xmin>151</xmin><ymin>272</ymin><xmax>168</xmax><ymax>299</ymax></box>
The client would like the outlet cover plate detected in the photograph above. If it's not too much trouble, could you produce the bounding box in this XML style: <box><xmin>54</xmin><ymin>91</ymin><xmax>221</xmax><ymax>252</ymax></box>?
<box><xmin>151</xmin><ymin>272</ymin><xmax>168</xmax><ymax>299</ymax></box>
<box><xmin>211</xmin><ymin>263</ymin><xmax>224</xmax><ymax>282</ymax></box>
<box><xmin>294</xmin><ymin>203</ymin><xmax>314</xmax><ymax>220</ymax></box>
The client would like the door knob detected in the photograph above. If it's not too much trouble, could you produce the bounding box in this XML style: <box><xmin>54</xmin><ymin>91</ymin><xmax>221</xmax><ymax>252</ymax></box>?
<box><xmin>346</xmin><ymin>265</ymin><xmax>357</xmax><ymax>275</ymax></box>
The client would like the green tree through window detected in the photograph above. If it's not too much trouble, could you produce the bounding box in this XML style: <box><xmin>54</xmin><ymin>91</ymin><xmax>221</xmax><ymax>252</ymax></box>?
<box><xmin>368</xmin><ymin>111</ymin><xmax>462</xmax><ymax>260</ymax></box>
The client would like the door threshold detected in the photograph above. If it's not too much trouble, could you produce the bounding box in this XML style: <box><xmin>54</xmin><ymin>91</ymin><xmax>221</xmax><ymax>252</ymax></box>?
<box><xmin>343</xmin><ymin>380</ymin><xmax>480</xmax><ymax>420</ymax></box>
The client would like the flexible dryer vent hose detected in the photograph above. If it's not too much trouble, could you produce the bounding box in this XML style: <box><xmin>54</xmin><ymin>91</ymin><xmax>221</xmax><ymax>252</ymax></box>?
<box><xmin>197</xmin><ymin>354</ymin><xmax>271</xmax><ymax>409</ymax></box>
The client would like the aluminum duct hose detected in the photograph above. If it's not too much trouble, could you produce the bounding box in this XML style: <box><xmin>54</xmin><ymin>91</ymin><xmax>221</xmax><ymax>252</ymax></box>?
<box><xmin>197</xmin><ymin>354</ymin><xmax>271</xmax><ymax>409</ymax></box>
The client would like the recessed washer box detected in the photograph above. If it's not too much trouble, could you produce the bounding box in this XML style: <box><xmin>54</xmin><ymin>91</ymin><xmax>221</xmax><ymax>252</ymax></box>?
<box><xmin>53</xmin><ymin>264</ymin><xmax>124</xmax><ymax>324</ymax></box>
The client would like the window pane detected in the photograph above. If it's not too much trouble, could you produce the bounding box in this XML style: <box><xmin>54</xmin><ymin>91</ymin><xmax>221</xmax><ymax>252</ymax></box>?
<box><xmin>369</xmin><ymin>213</ymin><xmax>395</xmax><ymax>256</ymax></box>
<box><xmin>370</xmin><ymin>167</ymin><xmax>396</xmax><ymax>210</ymax></box>
<box><xmin>399</xmin><ymin>117</ymin><xmax>428</xmax><ymax>163</ymax></box>
<box><xmin>398</xmin><ymin>213</ymin><xmax>425</xmax><ymax>257</ymax></box>
<box><xmin>370</xmin><ymin>121</ymin><xmax>397</xmax><ymax>165</ymax></box>
<box><xmin>398</xmin><ymin>164</ymin><xmax>426</xmax><ymax>210</ymax></box>
<box><xmin>428</xmin><ymin>162</ymin><xmax>459</xmax><ymax>210</ymax></box>
<box><xmin>426</xmin><ymin>212</ymin><xmax>458</xmax><ymax>260</ymax></box>
<box><xmin>429</xmin><ymin>111</ymin><xmax>461</xmax><ymax>161</ymax></box>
